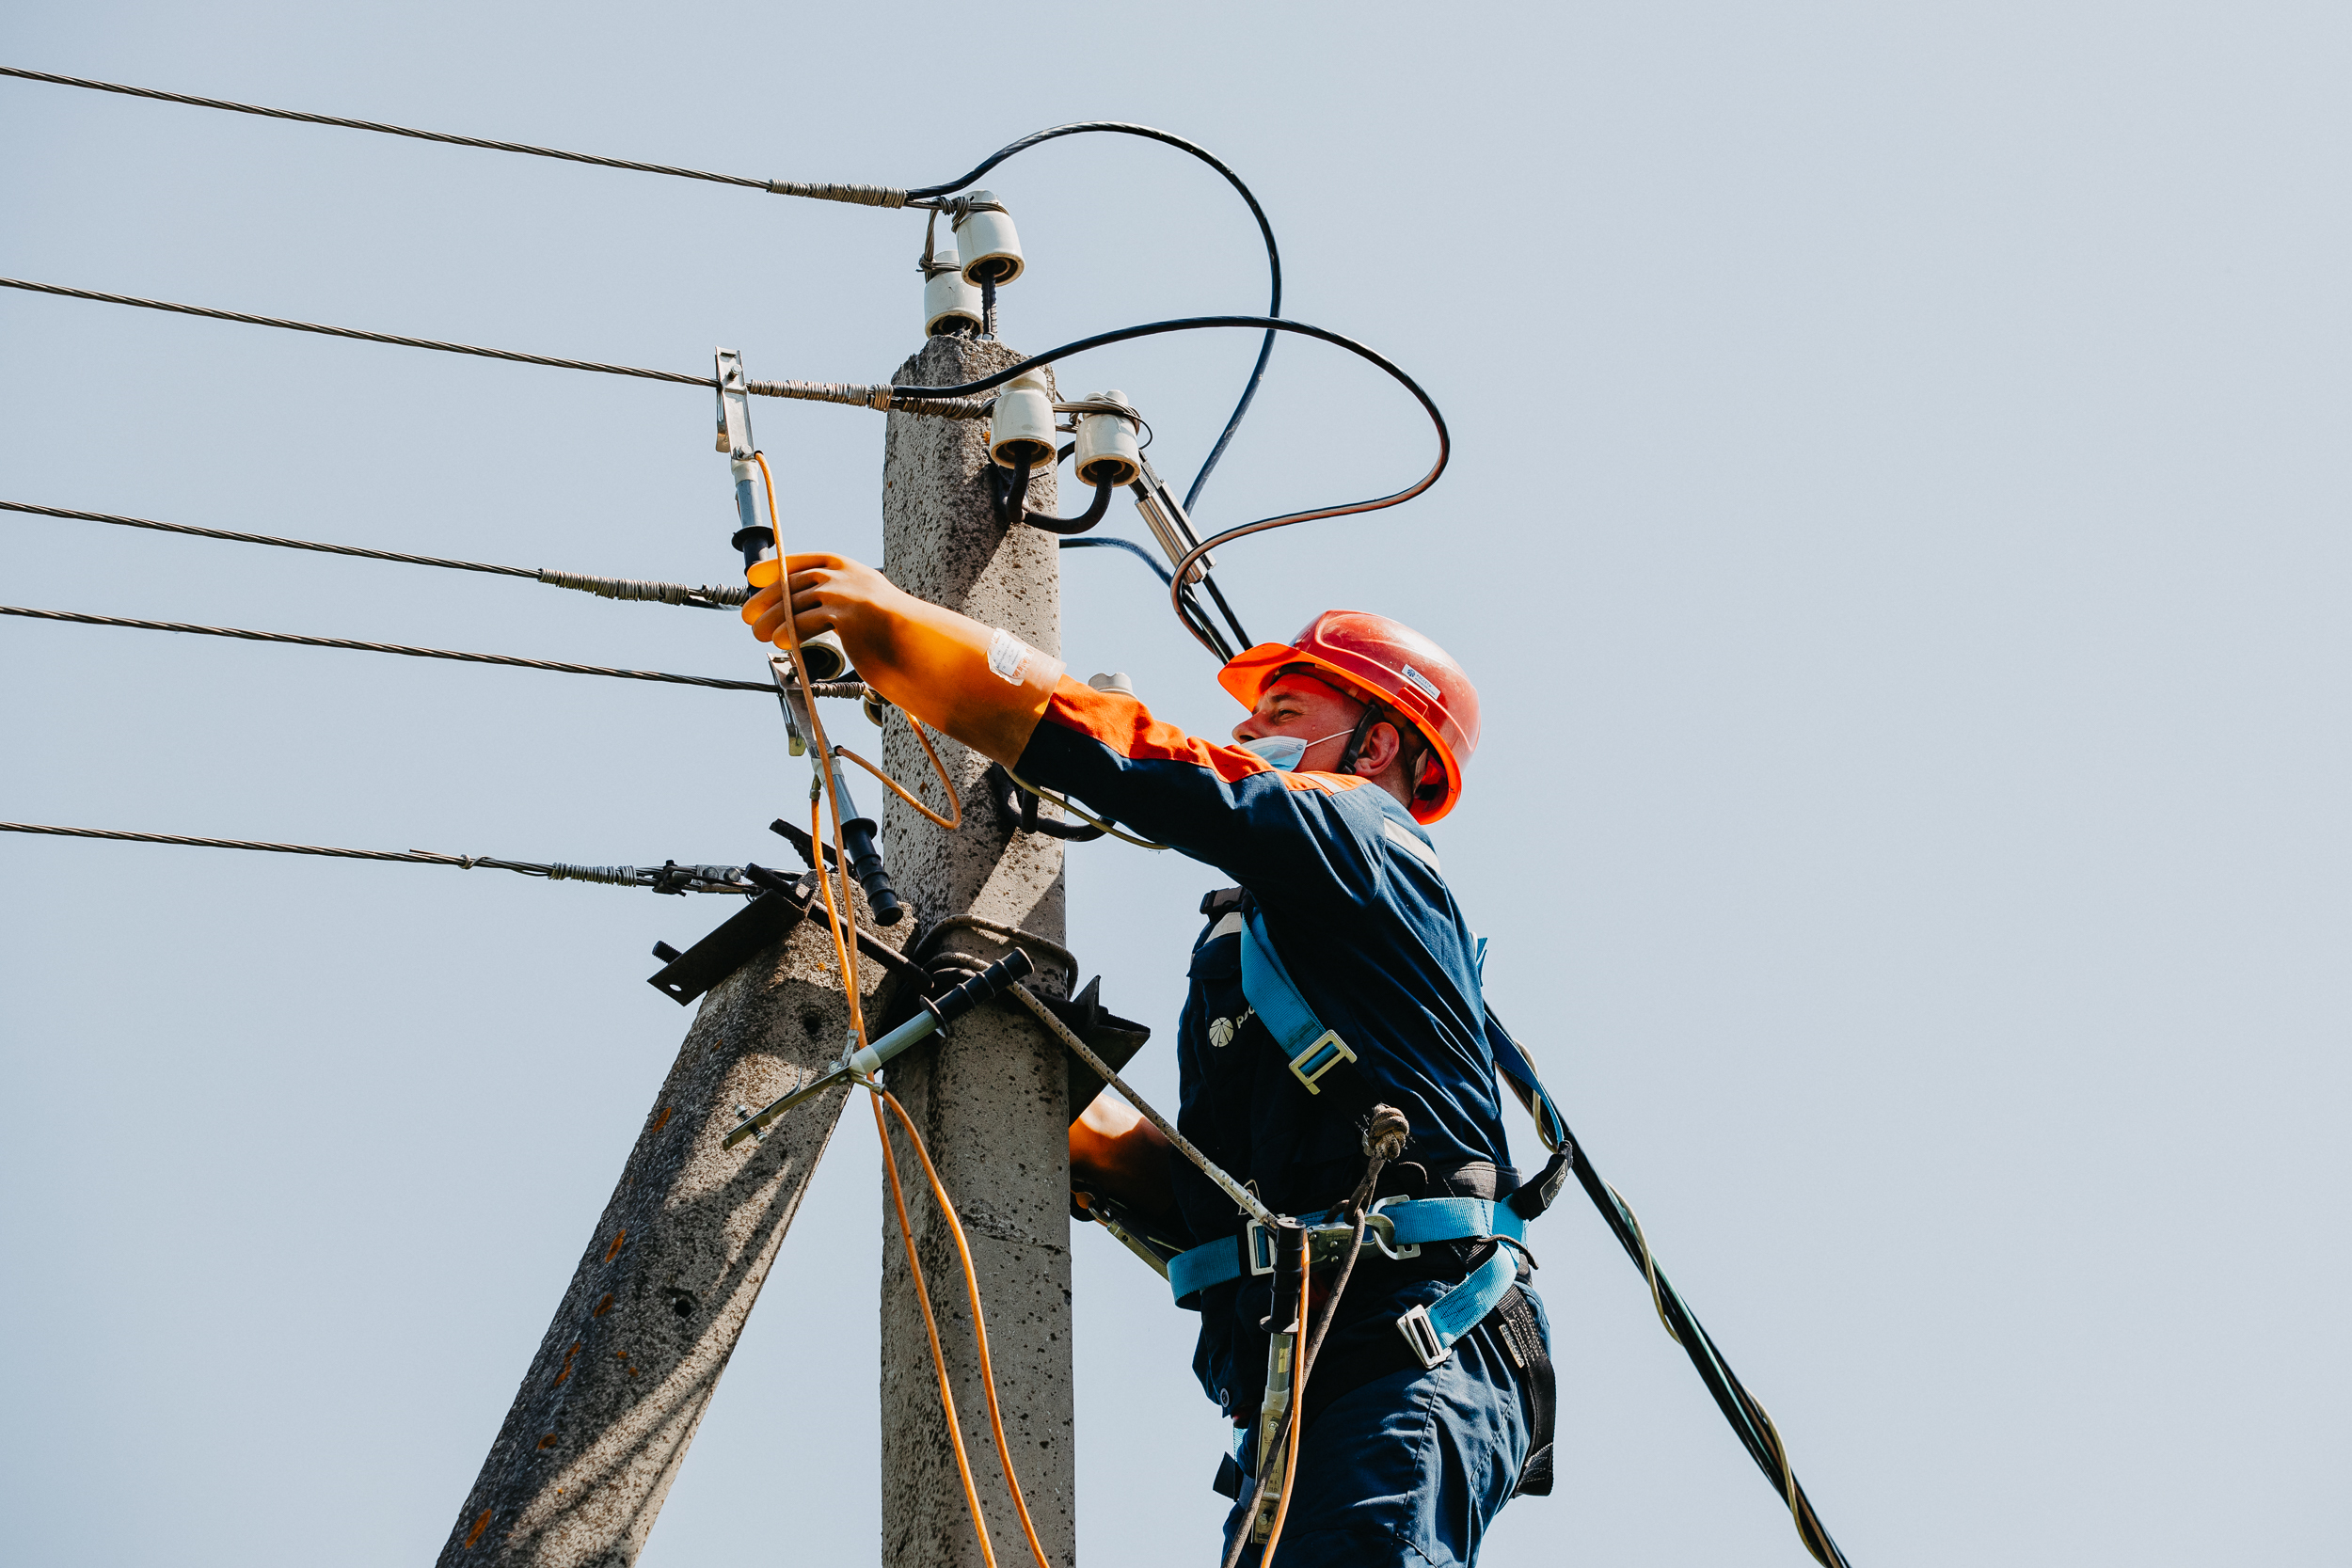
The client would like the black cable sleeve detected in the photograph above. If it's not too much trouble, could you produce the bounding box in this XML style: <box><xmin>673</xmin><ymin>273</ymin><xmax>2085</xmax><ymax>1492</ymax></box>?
<box><xmin>1558</xmin><ymin>1119</ymin><xmax>1855</xmax><ymax>1568</ymax></box>
<box><xmin>1200</xmin><ymin>572</ymin><xmax>1255</xmax><ymax>651</ymax></box>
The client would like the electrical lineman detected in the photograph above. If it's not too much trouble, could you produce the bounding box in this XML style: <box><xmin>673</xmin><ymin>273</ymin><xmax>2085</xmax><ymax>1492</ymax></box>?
<box><xmin>744</xmin><ymin>563</ymin><xmax>1553</xmax><ymax>1568</ymax></box>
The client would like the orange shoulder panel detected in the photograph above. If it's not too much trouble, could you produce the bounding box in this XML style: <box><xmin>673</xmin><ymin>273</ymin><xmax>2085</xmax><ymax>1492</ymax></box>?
<box><xmin>1043</xmin><ymin>677</ymin><xmax>1272</xmax><ymax>785</ymax></box>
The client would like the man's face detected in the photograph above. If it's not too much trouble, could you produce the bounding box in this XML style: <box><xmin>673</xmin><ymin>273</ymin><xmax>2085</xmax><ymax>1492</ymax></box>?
<box><xmin>1232</xmin><ymin>672</ymin><xmax>1366</xmax><ymax>773</ymax></box>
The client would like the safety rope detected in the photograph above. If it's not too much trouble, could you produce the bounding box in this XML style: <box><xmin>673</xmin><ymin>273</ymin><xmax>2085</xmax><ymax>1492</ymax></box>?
<box><xmin>0</xmin><ymin>821</ymin><xmax>753</xmax><ymax>892</ymax></box>
<box><xmin>0</xmin><ymin>605</ymin><xmax>778</xmax><ymax>692</ymax></box>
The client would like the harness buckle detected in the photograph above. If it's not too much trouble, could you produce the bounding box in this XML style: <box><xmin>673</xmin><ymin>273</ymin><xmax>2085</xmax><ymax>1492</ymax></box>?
<box><xmin>1247</xmin><ymin>1218</ymin><xmax>1273</xmax><ymax>1275</ymax></box>
<box><xmin>1396</xmin><ymin>1303</ymin><xmax>1449</xmax><ymax>1370</ymax></box>
<box><xmin>1366</xmin><ymin>1196</ymin><xmax>1422</xmax><ymax>1262</ymax></box>
<box><xmin>1286</xmin><ymin>1029</ymin><xmax>1357</xmax><ymax>1095</ymax></box>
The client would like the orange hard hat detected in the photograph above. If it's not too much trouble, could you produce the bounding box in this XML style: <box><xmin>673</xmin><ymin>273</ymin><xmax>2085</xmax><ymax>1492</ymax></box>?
<box><xmin>1218</xmin><ymin>610</ymin><xmax>1481</xmax><ymax>823</ymax></box>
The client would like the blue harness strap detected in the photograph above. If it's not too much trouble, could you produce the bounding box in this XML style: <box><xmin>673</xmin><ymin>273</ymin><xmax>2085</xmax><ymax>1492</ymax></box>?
<box><xmin>1166</xmin><ymin>1196</ymin><xmax>1532</xmax><ymax>1366</ymax></box>
<box><xmin>1238</xmin><ymin>911</ymin><xmax>1359</xmax><ymax>1094</ymax></box>
<box><xmin>1169</xmin><ymin>904</ymin><xmax>1544</xmax><ymax>1364</ymax></box>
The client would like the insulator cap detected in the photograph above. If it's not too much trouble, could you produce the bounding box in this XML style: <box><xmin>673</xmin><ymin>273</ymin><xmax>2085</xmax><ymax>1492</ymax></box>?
<box><xmin>989</xmin><ymin>372</ymin><xmax>1057</xmax><ymax>470</ymax></box>
<box><xmin>793</xmin><ymin>631</ymin><xmax>850</xmax><ymax>683</ymax></box>
<box><xmin>1073</xmin><ymin>389</ymin><xmax>1141</xmax><ymax>488</ymax></box>
<box><xmin>953</xmin><ymin>191</ymin><xmax>1024</xmax><ymax>286</ymax></box>
<box><xmin>924</xmin><ymin>247</ymin><xmax>982</xmax><ymax>337</ymax></box>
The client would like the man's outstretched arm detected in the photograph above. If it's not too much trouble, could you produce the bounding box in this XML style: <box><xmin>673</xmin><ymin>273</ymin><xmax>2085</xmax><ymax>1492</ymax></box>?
<box><xmin>742</xmin><ymin>553</ymin><xmax>1062</xmax><ymax>764</ymax></box>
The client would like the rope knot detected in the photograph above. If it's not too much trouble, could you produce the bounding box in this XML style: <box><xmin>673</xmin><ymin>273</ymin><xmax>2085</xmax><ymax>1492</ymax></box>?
<box><xmin>1362</xmin><ymin>1103</ymin><xmax>1410</xmax><ymax>1164</ymax></box>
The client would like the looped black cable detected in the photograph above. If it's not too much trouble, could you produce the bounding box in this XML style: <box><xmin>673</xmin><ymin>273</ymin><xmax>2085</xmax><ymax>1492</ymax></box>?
<box><xmin>984</xmin><ymin>763</ymin><xmax>1105</xmax><ymax>843</ymax></box>
<box><xmin>890</xmin><ymin>316</ymin><xmax>1448</xmax><ymax>661</ymax></box>
<box><xmin>990</xmin><ymin>452</ymin><xmax>1116</xmax><ymax>536</ymax></box>
<box><xmin>905</xmin><ymin>120</ymin><xmax>1281</xmax><ymax>517</ymax></box>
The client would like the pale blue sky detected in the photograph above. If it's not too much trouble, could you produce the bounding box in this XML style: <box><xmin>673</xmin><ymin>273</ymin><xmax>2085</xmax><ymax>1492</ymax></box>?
<box><xmin>3</xmin><ymin>4</ymin><xmax>2346</xmax><ymax>1565</ymax></box>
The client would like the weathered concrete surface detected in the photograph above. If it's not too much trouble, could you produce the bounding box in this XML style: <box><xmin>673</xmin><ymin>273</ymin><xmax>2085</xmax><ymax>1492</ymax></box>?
<box><xmin>437</xmin><ymin>884</ymin><xmax>903</xmax><ymax>1567</ymax></box>
<box><xmin>877</xmin><ymin>333</ymin><xmax>1075</xmax><ymax>1568</ymax></box>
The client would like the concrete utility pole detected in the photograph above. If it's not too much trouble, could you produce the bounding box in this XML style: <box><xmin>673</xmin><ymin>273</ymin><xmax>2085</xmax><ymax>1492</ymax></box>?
<box><xmin>437</xmin><ymin>880</ymin><xmax>899</xmax><ymax>1567</ymax></box>
<box><xmin>876</xmin><ymin>331</ymin><xmax>1076</xmax><ymax>1568</ymax></box>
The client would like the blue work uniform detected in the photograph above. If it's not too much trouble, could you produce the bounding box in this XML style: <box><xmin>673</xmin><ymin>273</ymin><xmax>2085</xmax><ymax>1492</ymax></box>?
<box><xmin>1017</xmin><ymin>681</ymin><xmax>1556</xmax><ymax>1567</ymax></box>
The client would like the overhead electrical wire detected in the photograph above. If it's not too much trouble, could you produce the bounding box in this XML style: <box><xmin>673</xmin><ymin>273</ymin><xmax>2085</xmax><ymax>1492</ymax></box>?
<box><xmin>0</xmin><ymin>605</ymin><xmax>786</xmax><ymax>693</ymax></box>
<box><xmin>0</xmin><ymin>66</ymin><xmax>789</xmax><ymax>192</ymax></box>
<box><xmin>0</xmin><ymin>821</ymin><xmax>754</xmax><ymax>893</ymax></box>
<box><xmin>3</xmin><ymin>70</ymin><xmax>1282</xmax><ymax>511</ymax></box>
<box><xmin>1</xmin><ymin>280</ymin><xmax>1442</xmax><ymax>659</ymax></box>
<box><xmin>3</xmin><ymin>499</ymin><xmax>751</xmax><ymax>609</ymax></box>
<box><xmin>9</xmin><ymin>68</ymin><xmax>1862</xmax><ymax>1563</ymax></box>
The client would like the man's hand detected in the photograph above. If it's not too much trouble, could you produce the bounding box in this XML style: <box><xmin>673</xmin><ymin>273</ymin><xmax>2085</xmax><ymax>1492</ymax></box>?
<box><xmin>1070</xmin><ymin>1094</ymin><xmax>1180</xmax><ymax>1223</ymax></box>
<box><xmin>740</xmin><ymin>551</ymin><xmax>1064</xmax><ymax>766</ymax></box>
<box><xmin>740</xmin><ymin>552</ymin><xmax>914</xmax><ymax>665</ymax></box>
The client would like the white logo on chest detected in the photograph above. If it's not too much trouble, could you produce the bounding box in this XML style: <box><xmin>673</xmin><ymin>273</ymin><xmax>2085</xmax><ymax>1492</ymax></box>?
<box><xmin>1207</xmin><ymin>1006</ymin><xmax>1252</xmax><ymax>1049</ymax></box>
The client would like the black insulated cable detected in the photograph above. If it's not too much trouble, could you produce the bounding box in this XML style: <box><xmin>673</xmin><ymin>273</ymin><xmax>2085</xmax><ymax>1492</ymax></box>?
<box><xmin>1057</xmin><ymin>537</ymin><xmax>1173</xmax><ymax>586</ymax></box>
<box><xmin>905</xmin><ymin>120</ymin><xmax>1283</xmax><ymax>516</ymax></box>
<box><xmin>887</xmin><ymin>315</ymin><xmax>1447</xmax><ymax>661</ymax></box>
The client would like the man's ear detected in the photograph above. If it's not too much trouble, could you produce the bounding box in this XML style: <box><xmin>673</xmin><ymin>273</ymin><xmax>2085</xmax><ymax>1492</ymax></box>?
<box><xmin>1353</xmin><ymin>720</ymin><xmax>1406</xmax><ymax>778</ymax></box>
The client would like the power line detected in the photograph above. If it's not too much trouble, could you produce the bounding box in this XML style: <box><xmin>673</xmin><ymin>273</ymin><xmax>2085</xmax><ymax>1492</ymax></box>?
<box><xmin>0</xmin><ymin>821</ymin><xmax>755</xmax><ymax>894</ymax></box>
<box><xmin>0</xmin><ymin>605</ymin><xmax>780</xmax><ymax>692</ymax></box>
<box><xmin>4</xmin><ymin>71</ymin><xmax>1285</xmax><ymax>504</ymax></box>
<box><xmin>0</xmin><ymin>66</ymin><xmax>799</xmax><ymax>196</ymax></box>
<box><xmin>3</xmin><ymin>500</ymin><xmax>750</xmax><ymax>608</ymax></box>
<box><xmin>0</xmin><ymin>277</ymin><xmax>993</xmax><ymax>417</ymax></box>
<box><xmin>0</xmin><ymin>276</ymin><xmax>708</xmax><ymax>384</ymax></box>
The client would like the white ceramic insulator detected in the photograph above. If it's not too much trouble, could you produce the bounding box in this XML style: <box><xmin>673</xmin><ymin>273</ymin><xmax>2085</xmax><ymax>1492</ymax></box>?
<box><xmin>794</xmin><ymin>630</ymin><xmax>850</xmax><ymax>683</ymax></box>
<box><xmin>953</xmin><ymin>191</ymin><xmax>1024</xmax><ymax>286</ymax></box>
<box><xmin>1073</xmin><ymin>389</ymin><xmax>1142</xmax><ymax>488</ymax></box>
<box><xmin>989</xmin><ymin>372</ymin><xmax>1057</xmax><ymax>469</ymax></box>
<box><xmin>924</xmin><ymin>247</ymin><xmax>982</xmax><ymax>337</ymax></box>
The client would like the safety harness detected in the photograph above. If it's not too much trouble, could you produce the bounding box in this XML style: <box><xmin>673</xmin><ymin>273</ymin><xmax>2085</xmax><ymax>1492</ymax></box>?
<box><xmin>1164</xmin><ymin>904</ymin><xmax>1559</xmax><ymax>1368</ymax></box>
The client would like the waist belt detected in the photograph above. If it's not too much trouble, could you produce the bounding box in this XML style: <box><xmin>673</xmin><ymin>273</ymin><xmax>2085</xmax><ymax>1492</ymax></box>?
<box><xmin>1168</xmin><ymin>1196</ymin><xmax>1533</xmax><ymax>1369</ymax></box>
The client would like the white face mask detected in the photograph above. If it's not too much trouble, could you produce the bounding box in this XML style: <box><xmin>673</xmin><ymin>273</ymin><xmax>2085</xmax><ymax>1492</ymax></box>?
<box><xmin>1239</xmin><ymin>729</ymin><xmax>1354</xmax><ymax>772</ymax></box>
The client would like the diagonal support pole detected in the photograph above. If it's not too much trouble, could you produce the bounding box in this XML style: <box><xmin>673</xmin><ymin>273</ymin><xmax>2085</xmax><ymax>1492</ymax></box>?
<box><xmin>436</xmin><ymin>890</ymin><xmax>902</xmax><ymax>1566</ymax></box>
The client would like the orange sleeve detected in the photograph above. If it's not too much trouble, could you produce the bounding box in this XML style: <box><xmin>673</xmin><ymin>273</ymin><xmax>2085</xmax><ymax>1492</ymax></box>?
<box><xmin>837</xmin><ymin>595</ymin><xmax>1065</xmax><ymax>767</ymax></box>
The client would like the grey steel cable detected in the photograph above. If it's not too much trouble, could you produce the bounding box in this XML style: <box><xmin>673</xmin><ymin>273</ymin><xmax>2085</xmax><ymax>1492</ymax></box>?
<box><xmin>7</xmin><ymin>499</ymin><xmax>750</xmax><ymax>607</ymax></box>
<box><xmin>3</xmin><ymin>498</ymin><xmax>532</xmax><ymax>575</ymax></box>
<box><xmin>0</xmin><ymin>278</ymin><xmax>989</xmax><ymax>416</ymax></box>
<box><xmin>0</xmin><ymin>821</ymin><xmax>753</xmax><ymax>893</ymax></box>
<box><xmin>0</xmin><ymin>605</ymin><xmax>777</xmax><ymax>692</ymax></box>
<box><xmin>0</xmin><ymin>277</ymin><xmax>712</xmax><ymax>385</ymax></box>
<box><xmin>0</xmin><ymin>66</ymin><xmax>836</xmax><ymax>198</ymax></box>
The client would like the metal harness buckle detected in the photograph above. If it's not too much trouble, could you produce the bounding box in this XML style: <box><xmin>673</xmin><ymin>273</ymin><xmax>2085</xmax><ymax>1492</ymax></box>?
<box><xmin>1365</xmin><ymin>1196</ymin><xmax>1422</xmax><ymax>1262</ymax></box>
<box><xmin>1396</xmin><ymin>1303</ymin><xmax>1448</xmax><ymax>1370</ymax></box>
<box><xmin>1249</xmin><ymin>1207</ymin><xmax>1422</xmax><ymax>1276</ymax></box>
<box><xmin>1286</xmin><ymin>1028</ymin><xmax>1357</xmax><ymax>1095</ymax></box>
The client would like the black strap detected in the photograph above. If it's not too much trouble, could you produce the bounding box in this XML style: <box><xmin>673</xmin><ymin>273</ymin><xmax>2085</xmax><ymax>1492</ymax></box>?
<box><xmin>1288</xmin><ymin>1280</ymin><xmax>1554</xmax><ymax>1497</ymax></box>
